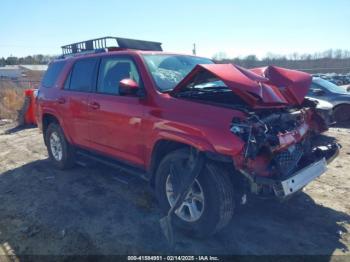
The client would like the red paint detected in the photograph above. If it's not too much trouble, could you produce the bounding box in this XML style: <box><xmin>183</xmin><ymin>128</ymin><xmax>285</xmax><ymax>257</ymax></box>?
<box><xmin>172</xmin><ymin>64</ymin><xmax>312</xmax><ymax>108</ymax></box>
<box><xmin>36</xmin><ymin>50</ymin><xmax>320</xmax><ymax>178</ymax></box>
<box><xmin>24</xmin><ymin>89</ymin><xmax>37</xmax><ymax>125</ymax></box>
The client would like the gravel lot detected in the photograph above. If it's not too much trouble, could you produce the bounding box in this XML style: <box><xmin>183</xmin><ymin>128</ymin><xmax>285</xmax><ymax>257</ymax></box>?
<box><xmin>0</xmin><ymin>123</ymin><xmax>349</xmax><ymax>258</ymax></box>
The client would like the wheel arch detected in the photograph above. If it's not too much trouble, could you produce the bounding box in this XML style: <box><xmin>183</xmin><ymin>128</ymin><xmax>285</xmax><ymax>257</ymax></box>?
<box><xmin>42</xmin><ymin>113</ymin><xmax>72</xmax><ymax>145</ymax></box>
<box><xmin>148</xmin><ymin>138</ymin><xmax>234</xmax><ymax>187</ymax></box>
<box><xmin>333</xmin><ymin>102</ymin><xmax>350</xmax><ymax>110</ymax></box>
<box><xmin>149</xmin><ymin>139</ymin><xmax>191</xmax><ymax>183</ymax></box>
<box><xmin>333</xmin><ymin>103</ymin><xmax>350</xmax><ymax>123</ymax></box>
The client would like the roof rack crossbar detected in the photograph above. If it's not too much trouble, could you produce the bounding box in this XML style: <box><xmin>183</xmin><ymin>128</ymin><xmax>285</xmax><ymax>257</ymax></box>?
<box><xmin>61</xmin><ymin>36</ymin><xmax>162</xmax><ymax>56</ymax></box>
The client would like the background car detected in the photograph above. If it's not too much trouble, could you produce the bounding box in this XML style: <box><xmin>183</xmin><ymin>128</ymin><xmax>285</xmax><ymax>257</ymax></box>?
<box><xmin>340</xmin><ymin>84</ymin><xmax>350</xmax><ymax>92</ymax></box>
<box><xmin>308</xmin><ymin>77</ymin><xmax>350</xmax><ymax>123</ymax></box>
<box><xmin>305</xmin><ymin>97</ymin><xmax>334</xmax><ymax>125</ymax></box>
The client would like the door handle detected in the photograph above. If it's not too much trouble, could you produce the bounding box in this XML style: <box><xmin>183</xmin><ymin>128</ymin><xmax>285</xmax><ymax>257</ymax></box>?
<box><xmin>57</xmin><ymin>97</ymin><xmax>66</xmax><ymax>104</ymax></box>
<box><xmin>89</xmin><ymin>101</ymin><xmax>100</xmax><ymax>110</ymax></box>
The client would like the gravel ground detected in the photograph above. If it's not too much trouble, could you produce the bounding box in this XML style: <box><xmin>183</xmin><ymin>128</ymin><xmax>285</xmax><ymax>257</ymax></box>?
<box><xmin>0</xmin><ymin>123</ymin><xmax>349</xmax><ymax>258</ymax></box>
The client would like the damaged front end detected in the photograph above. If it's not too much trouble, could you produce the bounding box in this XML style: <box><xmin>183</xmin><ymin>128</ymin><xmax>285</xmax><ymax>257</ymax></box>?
<box><xmin>171</xmin><ymin>63</ymin><xmax>340</xmax><ymax>199</ymax></box>
<box><xmin>231</xmin><ymin>107</ymin><xmax>340</xmax><ymax>198</ymax></box>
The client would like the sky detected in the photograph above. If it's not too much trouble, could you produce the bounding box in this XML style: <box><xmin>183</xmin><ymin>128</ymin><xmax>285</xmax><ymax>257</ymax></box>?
<box><xmin>0</xmin><ymin>0</ymin><xmax>349</xmax><ymax>59</ymax></box>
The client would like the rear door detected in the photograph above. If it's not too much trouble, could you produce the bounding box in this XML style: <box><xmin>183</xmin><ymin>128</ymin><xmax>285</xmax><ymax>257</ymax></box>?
<box><xmin>88</xmin><ymin>55</ymin><xmax>146</xmax><ymax>167</ymax></box>
<box><xmin>60</xmin><ymin>57</ymin><xmax>99</xmax><ymax>148</ymax></box>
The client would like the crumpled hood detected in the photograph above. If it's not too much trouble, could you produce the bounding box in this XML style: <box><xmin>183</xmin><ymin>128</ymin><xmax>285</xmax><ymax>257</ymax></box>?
<box><xmin>171</xmin><ymin>64</ymin><xmax>312</xmax><ymax>108</ymax></box>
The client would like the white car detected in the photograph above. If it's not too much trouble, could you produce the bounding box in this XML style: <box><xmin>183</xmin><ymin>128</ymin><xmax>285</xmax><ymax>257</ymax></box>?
<box><xmin>306</xmin><ymin>97</ymin><xmax>334</xmax><ymax>125</ymax></box>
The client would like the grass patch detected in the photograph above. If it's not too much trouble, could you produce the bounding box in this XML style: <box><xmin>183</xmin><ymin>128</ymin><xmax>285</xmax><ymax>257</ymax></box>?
<box><xmin>0</xmin><ymin>81</ymin><xmax>25</xmax><ymax>120</ymax></box>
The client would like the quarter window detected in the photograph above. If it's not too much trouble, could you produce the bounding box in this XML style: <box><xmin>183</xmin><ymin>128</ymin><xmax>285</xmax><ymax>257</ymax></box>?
<box><xmin>41</xmin><ymin>61</ymin><xmax>66</xmax><ymax>88</ymax></box>
<box><xmin>97</xmin><ymin>57</ymin><xmax>140</xmax><ymax>95</ymax></box>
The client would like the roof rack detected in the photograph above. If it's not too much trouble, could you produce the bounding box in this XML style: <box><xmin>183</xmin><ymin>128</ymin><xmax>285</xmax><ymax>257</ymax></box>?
<box><xmin>61</xmin><ymin>36</ymin><xmax>162</xmax><ymax>56</ymax></box>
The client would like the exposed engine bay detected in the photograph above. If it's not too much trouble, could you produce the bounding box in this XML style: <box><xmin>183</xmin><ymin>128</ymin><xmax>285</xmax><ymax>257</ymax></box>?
<box><xmin>230</xmin><ymin>105</ymin><xmax>327</xmax><ymax>173</ymax></box>
<box><xmin>172</xmin><ymin>64</ymin><xmax>340</xmax><ymax>198</ymax></box>
<box><xmin>176</xmin><ymin>89</ymin><xmax>339</xmax><ymax>197</ymax></box>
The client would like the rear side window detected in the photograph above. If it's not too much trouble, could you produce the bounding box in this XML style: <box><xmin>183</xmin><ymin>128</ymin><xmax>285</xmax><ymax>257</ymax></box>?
<box><xmin>41</xmin><ymin>61</ymin><xmax>66</xmax><ymax>88</ymax></box>
<box><xmin>68</xmin><ymin>58</ymin><xmax>98</xmax><ymax>92</ymax></box>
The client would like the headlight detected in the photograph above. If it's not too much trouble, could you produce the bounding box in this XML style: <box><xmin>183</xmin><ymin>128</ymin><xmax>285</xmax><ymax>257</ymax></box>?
<box><xmin>306</xmin><ymin>97</ymin><xmax>333</xmax><ymax>110</ymax></box>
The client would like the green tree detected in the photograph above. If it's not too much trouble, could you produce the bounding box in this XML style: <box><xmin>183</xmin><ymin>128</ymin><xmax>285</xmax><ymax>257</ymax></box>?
<box><xmin>6</xmin><ymin>56</ymin><xmax>18</xmax><ymax>65</ymax></box>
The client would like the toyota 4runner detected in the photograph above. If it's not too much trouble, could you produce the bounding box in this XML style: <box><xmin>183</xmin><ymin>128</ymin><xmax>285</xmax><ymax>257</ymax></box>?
<box><xmin>36</xmin><ymin>37</ymin><xmax>340</xmax><ymax>237</ymax></box>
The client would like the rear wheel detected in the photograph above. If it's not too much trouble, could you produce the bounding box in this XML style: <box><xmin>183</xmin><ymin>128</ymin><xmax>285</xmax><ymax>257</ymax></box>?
<box><xmin>46</xmin><ymin>123</ymin><xmax>75</xmax><ymax>169</ymax></box>
<box><xmin>155</xmin><ymin>148</ymin><xmax>235</xmax><ymax>237</ymax></box>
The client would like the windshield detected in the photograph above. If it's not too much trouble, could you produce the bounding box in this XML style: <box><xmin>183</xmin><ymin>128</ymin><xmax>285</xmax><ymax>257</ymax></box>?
<box><xmin>142</xmin><ymin>54</ymin><xmax>214</xmax><ymax>91</ymax></box>
<box><xmin>313</xmin><ymin>77</ymin><xmax>349</xmax><ymax>94</ymax></box>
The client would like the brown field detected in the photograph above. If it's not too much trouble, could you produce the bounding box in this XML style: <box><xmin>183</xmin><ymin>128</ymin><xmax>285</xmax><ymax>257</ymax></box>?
<box><xmin>0</xmin><ymin>85</ymin><xmax>25</xmax><ymax>120</ymax></box>
<box><xmin>0</xmin><ymin>123</ymin><xmax>349</xmax><ymax>258</ymax></box>
<box><xmin>0</xmin><ymin>69</ymin><xmax>43</xmax><ymax>120</ymax></box>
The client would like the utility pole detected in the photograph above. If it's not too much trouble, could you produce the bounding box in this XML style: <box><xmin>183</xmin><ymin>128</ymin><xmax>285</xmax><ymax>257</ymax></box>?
<box><xmin>192</xmin><ymin>43</ymin><xmax>196</xmax><ymax>56</ymax></box>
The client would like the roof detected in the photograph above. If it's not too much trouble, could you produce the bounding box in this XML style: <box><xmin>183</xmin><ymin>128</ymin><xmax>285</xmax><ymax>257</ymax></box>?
<box><xmin>55</xmin><ymin>50</ymin><xmax>205</xmax><ymax>63</ymax></box>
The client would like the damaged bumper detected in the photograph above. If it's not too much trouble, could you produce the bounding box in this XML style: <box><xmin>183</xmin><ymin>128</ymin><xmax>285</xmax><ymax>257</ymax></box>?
<box><xmin>273</xmin><ymin>158</ymin><xmax>327</xmax><ymax>197</ymax></box>
<box><xmin>251</xmin><ymin>142</ymin><xmax>340</xmax><ymax>199</ymax></box>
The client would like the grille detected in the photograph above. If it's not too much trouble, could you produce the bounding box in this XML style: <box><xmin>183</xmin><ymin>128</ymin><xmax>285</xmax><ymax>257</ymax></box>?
<box><xmin>274</xmin><ymin>143</ymin><xmax>303</xmax><ymax>176</ymax></box>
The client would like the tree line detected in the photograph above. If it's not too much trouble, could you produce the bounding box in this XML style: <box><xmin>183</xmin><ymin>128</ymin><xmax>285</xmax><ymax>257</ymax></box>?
<box><xmin>213</xmin><ymin>49</ymin><xmax>350</xmax><ymax>74</ymax></box>
<box><xmin>1</xmin><ymin>48</ymin><xmax>350</xmax><ymax>74</ymax></box>
<box><xmin>0</xmin><ymin>55</ymin><xmax>56</xmax><ymax>66</ymax></box>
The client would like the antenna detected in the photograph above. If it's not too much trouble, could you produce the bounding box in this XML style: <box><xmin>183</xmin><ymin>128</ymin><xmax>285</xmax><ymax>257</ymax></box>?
<box><xmin>192</xmin><ymin>43</ymin><xmax>196</xmax><ymax>56</ymax></box>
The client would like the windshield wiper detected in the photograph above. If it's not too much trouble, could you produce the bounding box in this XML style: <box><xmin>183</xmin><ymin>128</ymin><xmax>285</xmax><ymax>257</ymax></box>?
<box><xmin>200</xmin><ymin>86</ymin><xmax>230</xmax><ymax>91</ymax></box>
<box><xmin>175</xmin><ymin>90</ymin><xmax>204</xmax><ymax>98</ymax></box>
<box><xmin>174</xmin><ymin>87</ymin><xmax>230</xmax><ymax>98</ymax></box>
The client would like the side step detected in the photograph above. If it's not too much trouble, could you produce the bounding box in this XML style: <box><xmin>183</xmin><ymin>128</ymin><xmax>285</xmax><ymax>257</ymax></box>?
<box><xmin>76</xmin><ymin>150</ymin><xmax>149</xmax><ymax>184</ymax></box>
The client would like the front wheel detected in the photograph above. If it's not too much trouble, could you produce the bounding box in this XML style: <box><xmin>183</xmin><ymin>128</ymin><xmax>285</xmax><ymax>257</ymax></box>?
<box><xmin>46</xmin><ymin>123</ymin><xmax>75</xmax><ymax>169</ymax></box>
<box><xmin>333</xmin><ymin>104</ymin><xmax>350</xmax><ymax>123</ymax></box>
<box><xmin>155</xmin><ymin>148</ymin><xmax>235</xmax><ymax>237</ymax></box>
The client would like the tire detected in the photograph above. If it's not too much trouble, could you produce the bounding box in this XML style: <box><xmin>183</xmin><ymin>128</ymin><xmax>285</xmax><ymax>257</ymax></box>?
<box><xmin>46</xmin><ymin>123</ymin><xmax>75</xmax><ymax>169</ymax></box>
<box><xmin>333</xmin><ymin>104</ymin><xmax>350</xmax><ymax>123</ymax></box>
<box><xmin>155</xmin><ymin>148</ymin><xmax>235</xmax><ymax>237</ymax></box>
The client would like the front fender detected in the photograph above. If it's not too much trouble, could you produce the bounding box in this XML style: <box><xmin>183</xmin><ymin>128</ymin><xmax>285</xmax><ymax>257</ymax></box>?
<box><xmin>156</xmin><ymin>130</ymin><xmax>216</xmax><ymax>152</ymax></box>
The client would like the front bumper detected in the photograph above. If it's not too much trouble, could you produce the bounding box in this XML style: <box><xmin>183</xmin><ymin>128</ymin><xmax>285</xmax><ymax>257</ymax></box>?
<box><xmin>252</xmin><ymin>142</ymin><xmax>340</xmax><ymax>199</ymax></box>
<box><xmin>273</xmin><ymin>158</ymin><xmax>326</xmax><ymax>197</ymax></box>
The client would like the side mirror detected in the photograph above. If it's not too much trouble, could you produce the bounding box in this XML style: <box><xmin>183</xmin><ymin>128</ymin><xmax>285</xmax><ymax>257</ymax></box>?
<box><xmin>119</xmin><ymin>78</ymin><xmax>139</xmax><ymax>95</ymax></box>
<box><xmin>311</xmin><ymin>88</ymin><xmax>325</xmax><ymax>96</ymax></box>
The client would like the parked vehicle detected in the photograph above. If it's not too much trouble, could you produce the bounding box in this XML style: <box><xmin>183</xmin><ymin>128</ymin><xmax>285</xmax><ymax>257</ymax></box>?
<box><xmin>312</xmin><ymin>73</ymin><xmax>350</xmax><ymax>87</ymax></box>
<box><xmin>305</xmin><ymin>97</ymin><xmax>334</xmax><ymax>125</ymax></box>
<box><xmin>340</xmin><ymin>84</ymin><xmax>350</xmax><ymax>92</ymax></box>
<box><xmin>36</xmin><ymin>37</ymin><xmax>339</xmax><ymax>237</ymax></box>
<box><xmin>308</xmin><ymin>77</ymin><xmax>350</xmax><ymax>122</ymax></box>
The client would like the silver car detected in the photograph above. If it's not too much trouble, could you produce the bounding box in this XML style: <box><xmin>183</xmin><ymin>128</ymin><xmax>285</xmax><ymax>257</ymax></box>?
<box><xmin>308</xmin><ymin>77</ymin><xmax>350</xmax><ymax>123</ymax></box>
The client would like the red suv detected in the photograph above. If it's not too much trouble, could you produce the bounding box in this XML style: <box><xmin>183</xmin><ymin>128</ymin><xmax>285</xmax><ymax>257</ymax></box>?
<box><xmin>36</xmin><ymin>37</ymin><xmax>339</xmax><ymax>237</ymax></box>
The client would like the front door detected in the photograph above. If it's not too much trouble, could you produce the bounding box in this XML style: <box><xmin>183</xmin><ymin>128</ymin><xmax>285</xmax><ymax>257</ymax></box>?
<box><xmin>88</xmin><ymin>56</ymin><xmax>146</xmax><ymax>167</ymax></box>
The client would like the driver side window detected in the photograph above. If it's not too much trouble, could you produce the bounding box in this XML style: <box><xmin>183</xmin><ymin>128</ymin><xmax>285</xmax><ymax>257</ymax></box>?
<box><xmin>97</xmin><ymin>57</ymin><xmax>140</xmax><ymax>95</ymax></box>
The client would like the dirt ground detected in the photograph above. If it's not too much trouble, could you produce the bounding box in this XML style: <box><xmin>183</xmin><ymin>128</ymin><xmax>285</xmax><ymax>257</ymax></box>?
<box><xmin>0</xmin><ymin>122</ymin><xmax>349</xmax><ymax>258</ymax></box>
